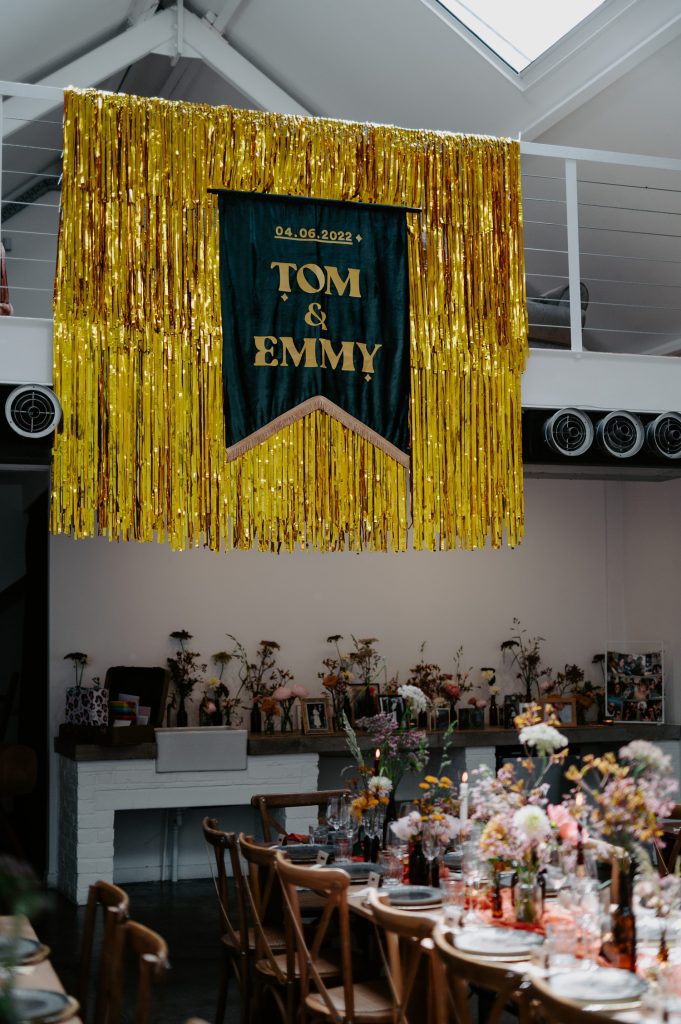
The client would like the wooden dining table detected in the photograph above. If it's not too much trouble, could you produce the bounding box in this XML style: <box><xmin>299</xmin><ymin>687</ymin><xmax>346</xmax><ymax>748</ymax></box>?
<box><xmin>1</xmin><ymin>916</ymin><xmax>81</xmax><ymax>1024</ymax></box>
<box><xmin>346</xmin><ymin>884</ymin><xmax>657</xmax><ymax>1023</ymax></box>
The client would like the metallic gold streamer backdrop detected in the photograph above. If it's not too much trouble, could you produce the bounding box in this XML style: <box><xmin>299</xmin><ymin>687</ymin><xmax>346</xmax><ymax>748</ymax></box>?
<box><xmin>51</xmin><ymin>89</ymin><xmax>528</xmax><ymax>553</ymax></box>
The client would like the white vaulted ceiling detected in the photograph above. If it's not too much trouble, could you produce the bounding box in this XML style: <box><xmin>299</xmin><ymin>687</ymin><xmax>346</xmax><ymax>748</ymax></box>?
<box><xmin>1</xmin><ymin>0</ymin><xmax>681</xmax><ymax>149</ymax></box>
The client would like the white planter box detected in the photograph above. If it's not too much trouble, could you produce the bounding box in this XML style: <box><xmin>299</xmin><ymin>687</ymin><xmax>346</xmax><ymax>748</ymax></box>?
<box><xmin>155</xmin><ymin>727</ymin><xmax>247</xmax><ymax>772</ymax></box>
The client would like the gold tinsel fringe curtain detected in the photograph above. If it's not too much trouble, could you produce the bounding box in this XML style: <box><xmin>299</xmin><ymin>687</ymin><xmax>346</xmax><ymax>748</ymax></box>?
<box><xmin>51</xmin><ymin>89</ymin><xmax>528</xmax><ymax>552</ymax></box>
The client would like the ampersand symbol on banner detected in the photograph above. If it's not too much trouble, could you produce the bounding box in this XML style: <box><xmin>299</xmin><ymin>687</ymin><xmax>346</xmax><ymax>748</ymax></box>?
<box><xmin>304</xmin><ymin>302</ymin><xmax>327</xmax><ymax>330</ymax></box>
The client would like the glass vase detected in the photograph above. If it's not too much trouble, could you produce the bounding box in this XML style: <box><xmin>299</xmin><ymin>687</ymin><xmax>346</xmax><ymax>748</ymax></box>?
<box><xmin>513</xmin><ymin>877</ymin><xmax>543</xmax><ymax>925</ymax></box>
<box><xmin>611</xmin><ymin>856</ymin><xmax>637</xmax><ymax>972</ymax></box>
<box><xmin>280</xmin><ymin>701</ymin><xmax>295</xmax><ymax>732</ymax></box>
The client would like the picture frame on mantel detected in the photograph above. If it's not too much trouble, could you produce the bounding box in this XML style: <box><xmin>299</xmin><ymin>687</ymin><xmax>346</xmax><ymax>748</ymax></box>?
<box><xmin>301</xmin><ymin>697</ymin><xmax>332</xmax><ymax>735</ymax></box>
<box><xmin>540</xmin><ymin>696</ymin><xmax>577</xmax><ymax>727</ymax></box>
<box><xmin>605</xmin><ymin>644</ymin><xmax>665</xmax><ymax>724</ymax></box>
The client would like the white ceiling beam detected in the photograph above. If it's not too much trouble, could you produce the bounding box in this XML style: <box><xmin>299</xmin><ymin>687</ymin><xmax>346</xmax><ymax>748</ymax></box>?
<box><xmin>126</xmin><ymin>0</ymin><xmax>160</xmax><ymax>26</ymax></box>
<box><xmin>520</xmin><ymin>6</ymin><xmax>681</xmax><ymax>139</ymax></box>
<box><xmin>2</xmin><ymin>8</ymin><xmax>176</xmax><ymax>138</ymax></box>
<box><xmin>181</xmin><ymin>8</ymin><xmax>310</xmax><ymax>115</ymax></box>
<box><xmin>211</xmin><ymin>0</ymin><xmax>247</xmax><ymax>35</ymax></box>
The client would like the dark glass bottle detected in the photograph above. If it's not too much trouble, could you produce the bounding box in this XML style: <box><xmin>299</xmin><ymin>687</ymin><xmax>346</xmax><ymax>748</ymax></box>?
<box><xmin>408</xmin><ymin>839</ymin><xmax>430</xmax><ymax>886</ymax></box>
<box><xmin>488</xmin><ymin>695</ymin><xmax>499</xmax><ymax>728</ymax></box>
<box><xmin>612</xmin><ymin>861</ymin><xmax>637</xmax><ymax>972</ymax></box>
<box><xmin>250</xmin><ymin>702</ymin><xmax>262</xmax><ymax>734</ymax></box>
<box><xmin>176</xmin><ymin>695</ymin><xmax>188</xmax><ymax>727</ymax></box>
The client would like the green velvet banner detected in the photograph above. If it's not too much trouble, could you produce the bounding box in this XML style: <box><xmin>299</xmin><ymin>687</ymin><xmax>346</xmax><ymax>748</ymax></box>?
<box><xmin>215</xmin><ymin>191</ymin><xmax>410</xmax><ymax>463</ymax></box>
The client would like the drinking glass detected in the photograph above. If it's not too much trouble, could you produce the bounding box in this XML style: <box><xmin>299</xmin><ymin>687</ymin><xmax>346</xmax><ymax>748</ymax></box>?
<box><xmin>462</xmin><ymin>840</ymin><xmax>482</xmax><ymax>924</ymax></box>
<box><xmin>422</xmin><ymin>823</ymin><xmax>441</xmax><ymax>884</ymax></box>
<box><xmin>442</xmin><ymin>875</ymin><xmax>465</xmax><ymax>927</ymax></box>
<box><xmin>380</xmin><ymin>850</ymin><xmax>403</xmax><ymax>888</ymax></box>
<box><xmin>326</xmin><ymin>796</ymin><xmax>341</xmax><ymax>831</ymax></box>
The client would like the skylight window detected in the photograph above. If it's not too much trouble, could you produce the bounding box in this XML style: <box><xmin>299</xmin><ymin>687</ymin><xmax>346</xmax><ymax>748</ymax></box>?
<box><xmin>437</xmin><ymin>0</ymin><xmax>606</xmax><ymax>72</ymax></box>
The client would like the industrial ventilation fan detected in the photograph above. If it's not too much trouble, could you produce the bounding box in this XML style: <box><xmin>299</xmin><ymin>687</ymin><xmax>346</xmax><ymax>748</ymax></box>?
<box><xmin>524</xmin><ymin>407</ymin><xmax>681</xmax><ymax>479</ymax></box>
<box><xmin>4</xmin><ymin>384</ymin><xmax>61</xmax><ymax>438</ymax></box>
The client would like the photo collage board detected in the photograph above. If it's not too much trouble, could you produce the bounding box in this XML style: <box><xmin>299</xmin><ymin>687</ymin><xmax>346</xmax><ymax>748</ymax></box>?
<box><xmin>606</xmin><ymin>648</ymin><xmax>665</xmax><ymax>723</ymax></box>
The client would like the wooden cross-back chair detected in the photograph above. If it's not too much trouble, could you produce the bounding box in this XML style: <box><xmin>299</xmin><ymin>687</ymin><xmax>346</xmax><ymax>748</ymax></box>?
<box><xmin>78</xmin><ymin>879</ymin><xmax>130</xmax><ymax>1024</ymax></box>
<box><xmin>202</xmin><ymin>817</ymin><xmax>253</xmax><ymax>1024</ymax></box>
<box><xmin>527</xmin><ymin>976</ymin><xmax>630</xmax><ymax>1024</ymax></box>
<box><xmin>239</xmin><ymin>834</ymin><xmax>339</xmax><ymax>1024</ymax></box>
<box><xmin>107</xmin><ymin>919</ymin><xmax>169</xmax><ymax>1024</ymax></box>
<box><xmin>431</xmin><ymin>923</ymin><xmax>531</xmax><ymax>1024</ymax></box>
<box><xmin>275</xmin><ymin>852</ymin><xmax>392</xmax><ymax>1024</ymax></box>
<box><xmin>251</xmin><ymin>790</ymin><xmax>349</xmax><ymax>843</ymax></box>
<box><xmin>367</xmin><ymin>890</ymin><xmax>437</xmax><ymax>1024</ymax></box>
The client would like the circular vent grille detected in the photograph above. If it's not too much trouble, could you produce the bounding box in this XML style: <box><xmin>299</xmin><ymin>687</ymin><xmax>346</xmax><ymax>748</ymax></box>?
<box><xmin>5</xmin><ymin>385</ymin><xmax>62</xmax><ymax>438</ymax></box>
<box><xmin>646</xmin><ymin>412</ymin><xmax>681</xmax><ymax>459</ymax></box>
<box><xmin>596</xmin><ymin>411</ymin><xmax>644</xmax><ymax>458</ymax></box>
<box><xmin>543</xmin><ymin>408</ymin><xmax>594</xmax><ymax>457</ymax></box>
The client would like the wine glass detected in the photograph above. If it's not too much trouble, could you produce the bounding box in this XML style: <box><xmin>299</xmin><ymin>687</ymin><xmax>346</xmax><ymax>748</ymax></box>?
<box><xmin>422</xmin><ymin>822</ymin><xmax>441</xmax><ymax>886</ymax></box>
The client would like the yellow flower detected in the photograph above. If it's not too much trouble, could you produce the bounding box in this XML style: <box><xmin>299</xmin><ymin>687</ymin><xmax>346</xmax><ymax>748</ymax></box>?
<box><xmin>418</xmin><ymin>782</ymin><xmax>430</xmax><ymax>790</ymax></box>
<box><xmin>439</xmin><ymin>776</ymin><xmax>453</xmax><ymax>787</ymax></box>
<box><xmin>425</xmin><ymin>775</ymin><xmax>439</xmax><ymax>785</ymax></box>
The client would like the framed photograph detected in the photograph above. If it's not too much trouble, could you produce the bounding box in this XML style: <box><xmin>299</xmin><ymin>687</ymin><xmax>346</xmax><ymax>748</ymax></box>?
<box><xmin>349</xmin><ymin>684</ymin><xmax>381</xmax><ymax>724</ymax></box>
<box><xmin>540</xmin><ymin>697</ymin><xmax>577</xmax><ymax>727</ymax></box>
<box><xmin>379</xmin><ymin>695</ymin><xmax>405</xmax><ymax>723</ymax></box>
<box><xmin>606</xmin><ymin>645</ymin><xmax>664</xmax><ymax>724</ymax></box>
<box><xmin>302</xmin><ymin>698</ymin><xmax>332</xmax><ymax>734</ymax></box>
<box><xmin>433</xmin><ymin>705</ymin><xmax>451</xmax><ymax>731</ymax></box>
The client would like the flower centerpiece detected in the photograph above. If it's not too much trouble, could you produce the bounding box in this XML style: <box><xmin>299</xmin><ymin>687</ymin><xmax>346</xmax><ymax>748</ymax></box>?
<box><xmin>341</xmin><ymin>713</ymin><xmax>393</xmax><ymax>861</ymax></box>
<box><xmin>353</xmin><ymin>712</ymin><xmax>429</xmax><ymax>794</ymax></box>
<box><xmin>470</xmin><ymin>705</ymin><xmax>569</xmax><ymax>922</ymax></box>
<box><xmin>392</xmin><ymin>774</ymin><xmax>460</xmax><ymax>885</ymax></box>
<box><xmin>319</xmin><ymin>635</ymin><xmax>353</xmax><ymax>731</ymax></box>
<box><xmin>565</xmin><ymin>739</ymin><xmax>677</xmax><ymax>865</ymax></box>
<box><xmin>500</xmin><ymin>619</ymin><xmax>552</xmax><ymax>704</ymax></box>
<box><xmin>167</xmin><ymin>630</ymin><xmax>206</xmax><ymax>727</ymax></box>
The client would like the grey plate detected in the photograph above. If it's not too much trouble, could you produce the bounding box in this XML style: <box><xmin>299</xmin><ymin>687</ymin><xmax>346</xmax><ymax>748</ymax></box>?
<box><xmin>387</xmin><ymin>886</ymin><xmax>442</xmax><ymax>908</ymax></box>
<box><xmin>548</xmin><ymin>968</ymin><xmax>647</xmax><ymax>1003</ymax></box>
<box><xmin>0</xmin><ymin>935</ymin><xmax>42</xmax><ymax>964</ymax></box>
<box><xmin>326</xmin><ymin>861</ymin><xmax>385</xmax><ymax>880</ymax></box>
<box><xmin>454</xmin><ymin>926</ymin><xmax>544</xmax><ymax>956</ymax></box>
<box><xmin>10</xmin><ymin>989</ymin><xmax>71</xmax><ymax>1023</ymax></box>
<box><xmin>277</xmin><ymin>844</ymin><xmax>335</xmax><ymax>862</ymax></box>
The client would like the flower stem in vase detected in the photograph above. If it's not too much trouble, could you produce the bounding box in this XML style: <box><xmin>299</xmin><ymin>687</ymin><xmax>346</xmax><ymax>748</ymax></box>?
<box><xmin>491</xmin><ymin>872</ymin><xmax>503</xmax><ymax>919</ymax></box>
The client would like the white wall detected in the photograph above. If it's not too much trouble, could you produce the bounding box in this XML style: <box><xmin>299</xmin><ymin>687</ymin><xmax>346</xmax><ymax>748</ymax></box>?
<box><xmin>48</xmin><ymin>475</ymin><xmax>622</xmax><ymax>879</ymax></box>
<box><xmin>47</xmin><ymin>473</ymin><xmax>681</xmax><ymax>883</ymax></box>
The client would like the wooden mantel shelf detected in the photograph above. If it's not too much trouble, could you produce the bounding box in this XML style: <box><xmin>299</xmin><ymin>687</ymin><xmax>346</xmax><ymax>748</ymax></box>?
<box><xmin>54</xmin><ymin>723</ymin><xmax>681</xmax><ymax>761</ymax></box>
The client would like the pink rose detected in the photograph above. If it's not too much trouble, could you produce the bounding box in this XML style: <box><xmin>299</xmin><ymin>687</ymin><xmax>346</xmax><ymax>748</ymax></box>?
<box><xmin>272</xmin><ymin>686</ymin><xmax>292</xmax><ymax>700</ymax></box>
<box><xmin>547</xmin><ymin>803</ymin><xmax>580</xmax><ymax>846</ymax></box>
<box><xmin>540</xmin><ymin>679</ymin><xmax>553</xmax><ymax>694</ymax></box>
<box><xmin>291</xmin><ymin>685</ymin><xmax>309</xmax><ymax>697</ymax></box>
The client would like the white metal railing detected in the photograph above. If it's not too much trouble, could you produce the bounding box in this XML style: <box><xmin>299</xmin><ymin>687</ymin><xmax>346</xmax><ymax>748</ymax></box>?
<box><xmin>3</xmin><ymin>81</ymin><xmax>681</xmax><ymax>358</ymax></box>
<box><xmin>0</xmin><ymin>81</ymin><xmax>63</xmax><ymax>321</ymax></box>
<box><xmin>520</xmin><ymin>142</ymin><xmax>681</xmax><ymax>358</ymax></box>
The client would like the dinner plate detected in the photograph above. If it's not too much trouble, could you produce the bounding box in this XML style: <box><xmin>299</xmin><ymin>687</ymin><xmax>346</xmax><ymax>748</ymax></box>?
<box><xmin>276</xmin><ymin>844</ymin><xmax>334</xmax><ymax>863</ymax></box>
<box><xmin>387</xmin><ymin>886</ymin><xmax>442</xmax><ymax>908</ymax></box>
<box><xmin>325</xmin><ymin>861</ymin><xmax>385</xmax><ymax>880</ymax></box>
<box><xmin>454</xmin><ymin>926</ymin><xmax>544</xmax><ymax>957</ymax></box>
<box><xmin>9</xmin><ymin>989</ymin><xmax>75</xmax><ymax>1023</ymax></box>
<box><xmin>548</xmin><ymin>967</ymin><xmax>647</xmax><ymax>1004</ymax></box>
<box><xmin>0</xmin><ymin>935</ymin><xmax>44</xmax><ymax>965</ymax></box>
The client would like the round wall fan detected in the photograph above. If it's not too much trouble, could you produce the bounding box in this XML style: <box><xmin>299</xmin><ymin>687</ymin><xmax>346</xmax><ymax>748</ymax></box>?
<box><xmin>645</xmin><ymin>412</ymin><xmax>681</xmax><ymax>459</ymax></box>
<box><xmin>5</xmin><ymin>385</ymin><xmax>62</xmax><ymax>438</ymax></box>
<box><xmin>543</xmin><ymin>408</ymin><xmax>594</xmax><ymax>457</ymax></box>
<box><xmin>595</xmin><ymin>411</ymin><xmax>644</xmax><ymax>458</ymax></box>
